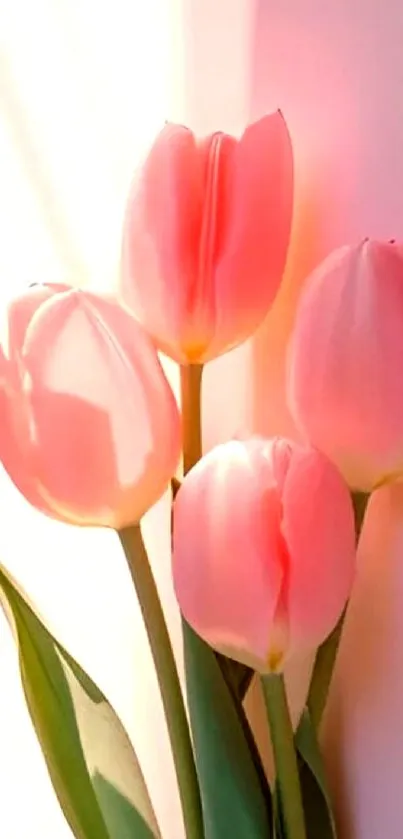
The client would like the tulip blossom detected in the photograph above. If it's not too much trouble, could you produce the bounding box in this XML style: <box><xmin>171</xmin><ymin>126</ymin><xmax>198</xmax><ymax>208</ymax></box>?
<box><xmin>0</xmin><ymin>284</ymin><xmax>181</xmax><ymax>527</ymax></box>
<box><xmin>120</xmin><ymin>112</ymin><xmax>293</xmax><ymax>364</ymax></box>
<box><xmin>287</xmin><ymin>239</ymin><xmax>403</xmax><ymax>491</ymax></box>
<box><xmin>172</xmin><ymin>437</ymin><xmax>355</xmax><ymax>672</ymax></box>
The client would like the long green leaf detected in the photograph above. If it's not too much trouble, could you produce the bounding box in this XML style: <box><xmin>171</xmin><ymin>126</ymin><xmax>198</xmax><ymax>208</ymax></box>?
<box><xmin>294</xmin><ymin>710</ymin><xmax>336</xmax><ymax>839</ymax></box>
<box><xmin>183</xmin><ymin>621</ymin><xmax>272</xmax><ymax>839</ymax></box>
<box><xmin>0</xmin><ymin>563</ymin><xmax>160</xmax><ymax>839</ymax></box>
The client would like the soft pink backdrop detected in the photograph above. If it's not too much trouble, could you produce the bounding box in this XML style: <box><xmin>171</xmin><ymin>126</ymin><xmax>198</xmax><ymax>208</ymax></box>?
<box><xmin>195</xmin><ymin>2</ymin><xmax>403</xmax><ymax>837</ymax></box>
<box><xmin>0</xmin><ymin>3</ymin><xmax>402</xmax><ymax>838</ymax></box>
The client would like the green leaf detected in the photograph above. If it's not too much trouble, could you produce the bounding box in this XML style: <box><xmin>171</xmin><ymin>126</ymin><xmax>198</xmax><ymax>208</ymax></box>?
<box><xmin>0</xmin><ymin>563</ymin><xmax>160</xmax><ymax>839</ymax></box>
<box><xmin>294</xmin><ymin>710</ymin><xmax>336</xmax><ymax>839</ymax></box>
<box><xmin>183</xmin><ymin>621</ymin><xmax>273</xmax><ymax>839</ymax></box>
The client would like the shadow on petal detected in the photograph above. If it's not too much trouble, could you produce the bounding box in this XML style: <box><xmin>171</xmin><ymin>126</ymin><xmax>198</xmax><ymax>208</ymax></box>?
<box><xmin>27</xmin><ymin>387</ymin><xmax>120</xmax><ymax>526</ymax></box>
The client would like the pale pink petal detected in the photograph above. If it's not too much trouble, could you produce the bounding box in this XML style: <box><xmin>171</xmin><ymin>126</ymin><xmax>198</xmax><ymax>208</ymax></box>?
<box><xmin>121</xmin><ymin>125</ymin><xmax>204</xmax><ymax>363</ymax></box>
<box><xmin>178</xmin><ymin>131</ymin><xmax>236</xmax><ymax>359</ymax></box>
<box><xmin>0</xmin><ymin>379</ymin><xmax>63</xmax><ymax>520</ymax></box>
<box><xmin>288</xmin><ymin>240</ymin><xmax>403</xmax><ymax>489</ymax></box>
<box><xmin>281</xmin><ymin>447</ymin><xmax>356</xmax><ymax>654</ymax></box>
<box><xmin>19</xmin><ymin>290</ymin><xmax>181</xmax><ymax>527</ymax></box>
<box><xmin>121</xmin><ymin>113</ymin><xmax>294</xmax><ymax>364</ymax></box>
<box><xmin>4</xmin><ymin>283</ymin><xmax>71</xmax><ymax>363</ymax></box>
<box><xmin>200</xmin><ymin>111</ymin><xmax>293</xmax><ymax>360</ymax></box>
<box><xmin>172</xmin><ymin>440</ymin><xmax>284</xmax><ymax>668</ymax></box>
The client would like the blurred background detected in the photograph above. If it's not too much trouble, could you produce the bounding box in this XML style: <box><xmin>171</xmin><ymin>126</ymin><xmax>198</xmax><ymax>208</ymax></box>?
<box><xmin>1</xmin><ymin>1</ymin><xmax>403</xmax><ymax>837</ymax></box>
<box><xmin>0</xmin><ymin>2</ymin><xmax>186</xmax><ymax>836</ymax></box>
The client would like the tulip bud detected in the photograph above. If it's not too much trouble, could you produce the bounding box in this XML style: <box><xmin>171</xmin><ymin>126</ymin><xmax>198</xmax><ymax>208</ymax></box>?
<box><xmin>0</xmin><ymin>285</ymin><xmax>181</xmax><ymax>527</ymax></box>
<box><xmin>172</xmin><ymin>437</ymin><xmax>355</xmax><ymax>673</ymax></box>
<box><xmin>287</xmin><ymin>239</ymin><xmax>403</xmax><ymax>491</ymax></box>
<box><xmin>121</xmin><ymin>112</ymin><xmax>293</xmax><ymax>364</ymax></box>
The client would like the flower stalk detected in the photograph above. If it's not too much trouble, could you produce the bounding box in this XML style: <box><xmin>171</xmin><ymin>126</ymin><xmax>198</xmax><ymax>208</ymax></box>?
<box><xmin>118</xmin><ymin>524</ymin><xmax>204</xmax><ymax>839</ymax></box>
<box><xmin>262</xmin><ymin>674</ymin><xmax>307</xmax><ymax>839</ymax></box>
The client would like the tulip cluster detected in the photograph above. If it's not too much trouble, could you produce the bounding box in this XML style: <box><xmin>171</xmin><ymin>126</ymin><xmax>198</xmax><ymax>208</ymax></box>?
<box><xmin>0</xmin><ymin>114</ymin><xmax>378</xmax><ymax>667</ymax></box>
<box><xmin>0</xmin><ymin>110</ymin><xmax>400</xmax><ymax>839</ymax></box>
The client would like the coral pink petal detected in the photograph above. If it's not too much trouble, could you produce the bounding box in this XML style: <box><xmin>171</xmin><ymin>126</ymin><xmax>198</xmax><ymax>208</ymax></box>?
<box><xmin>178</xmin><ymin>131</ymin><xmax>237</xmax><ymax>359</ymax></box>
<box><xmin>121</xmin><ymin>125</ymin><xmax>204</xmax><ymax>363</ymax></box>
<box><xmin>21</xmin><ymin>290</ymin><xmax>181</xmax><ymax>526</ymax></box>
<box><xmin>121</xmin><ymin>114</ymin><xmax>294</xmax><ymax>364</ymax></box>
<box><xmin>204</xmin><ymin>111</ymin><xmax>293</xmax><ymax>360</ymax></box>
<box><xmin>281</xmin><ymin>447</ymin><xmax>356</xmax><ymax>654</ymax></box>
<box><xmin>172</xmin><ymin>440</ymin><xmax>284</xmax><ymax>668</ymax></box>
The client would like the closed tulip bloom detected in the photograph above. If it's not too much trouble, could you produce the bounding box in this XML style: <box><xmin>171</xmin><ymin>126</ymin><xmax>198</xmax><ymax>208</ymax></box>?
<box><xmin>288</xmin><ymin>239</ymin><xmax>403</xmax><ymax>491</ymax></box>
<box><xmin>121</xmin><ymin>112</ymin><xmax>293</xmax><ymax>363</ymax></box>
<box><xmin>172</xmin><ymin>437</ymin><xmax>355</xmax><ymax>673</ymax></box>
<box><xmin>0</xmin><ymin>285</ymin><xmax>181</xmax><ymax>527</ymax></box>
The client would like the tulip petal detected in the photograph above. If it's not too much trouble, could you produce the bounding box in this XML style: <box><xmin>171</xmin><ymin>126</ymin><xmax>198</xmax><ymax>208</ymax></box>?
<box><xmin>281</xmin><ymin>447</ymin><xmax>356</xmax><ymax>654</ymax></box>
<box><xmin>19</xmin><ymin>290</ymin><xmax>180</xmax><ymax>526</ymax></box>
<box><xmin>173</xmin><ymin>440</ymin><xmax>284</xmax><ymax>668</ymax></box>
<box><xmin>204</xmin><ymin>111</ymin><xmax>294</xmax><ymax>360</ymax></box>
<box><xmin>173</xmin><ymin>436</ymin><xmax>355</xmax><ymax>672</ymax></box>
<box><xmin>121</xmin><ymin>125</ymin><xmax>204</xmax><ymax>363</ymax></box>
<box><xmin>121</xmin><ymin>113</ymin><xmax>294</xmax><ymax>364</ymax></box>
<box><xmin>4</xmin><ymin>283</ymin><xmax>71</xmax><ymax>363</ymax></box>
<box><xmin>0</xmin><ymin>335</ymin><xmax>65</xmax><ymax>519</ymax></box>
<box><xmin>180</xmin><ymin>131</ymin><xmax>237</xmax><ymax>360</ymax></box>
<box><xmin>288</xmin><ymin>240</ymin><xmax>403</xmax><ymax>489</ymax></box>
<box><xmin>0</xmin><ymin>286</ymin><xmax>79</xmax><ymax>520</ymax></box>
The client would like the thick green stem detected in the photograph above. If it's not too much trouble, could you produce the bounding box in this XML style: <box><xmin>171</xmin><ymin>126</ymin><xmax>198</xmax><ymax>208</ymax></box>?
<box><xmin>307</xmin><ymin>490</ymin><xmax>370</xmax><ymax>731</ymax></box>
<box><xmin>262</xmin><ymin>675</ymin><xmax>307</xmax><ymax>839</ymax></box>
<box><xmin>118</xmin><ymin>524</ymin><xmax>204</xmax><ymax>839</ymax></box>
<box><xmin>180</xmin><ymin>364</ymin><xmax>203</xmax><ymax>473</ymax></box>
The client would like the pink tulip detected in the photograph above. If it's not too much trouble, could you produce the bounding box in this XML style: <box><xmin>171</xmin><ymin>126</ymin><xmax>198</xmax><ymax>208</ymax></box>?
<box><xmin>288</xmin><ymin>239</ymin><xmax>403</xmax><ymax>491</ymax></box>
<box><xmin>120</xmin><ymin>112</ymin><xmax>293</xmax><ymax>364</ymax></box>
<box><xmin>172</xmin><ymin>437</ymin><xmax>355</xmax><ymax>672</ymax></box>
<box><xmin>0</xmin><ymin>284</ymin><xmax>181</xmax><ymax>527</ymax></box>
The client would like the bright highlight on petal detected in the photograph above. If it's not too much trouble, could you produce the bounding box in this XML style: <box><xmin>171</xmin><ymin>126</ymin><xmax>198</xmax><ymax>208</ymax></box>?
<box><xmin>0</xmin><ymin>284</ymin><xmax>181</xmax><ymax>527</ymax></box>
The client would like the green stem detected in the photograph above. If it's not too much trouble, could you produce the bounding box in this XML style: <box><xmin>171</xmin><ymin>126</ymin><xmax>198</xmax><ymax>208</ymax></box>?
<box><xmin>307</xmin><ymin>490</ymin><xmax>370</xmax><ymax>732</ymax></box>
<box><xmin>180</xmin><ymin>364</ymin><xmax>203</xmax><ymax>473</ymax></box>
<box><xmin>118</xmin><ymin>524</ymin><xmax>204</xmax><ymax>839</ymax></box>
<box><xmin>307</xmin><ymin>616</ymin><xmax>344</xmax><ymax>732</ymax></box>
<box><xmin>262</xmin><ymin>674</ymin><xmax>307</xmax><ymax>839</ymax></box>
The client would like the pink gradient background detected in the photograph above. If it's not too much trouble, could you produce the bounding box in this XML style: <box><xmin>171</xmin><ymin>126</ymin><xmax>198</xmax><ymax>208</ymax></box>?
<box><xmin>186</xmin><ymin>2</ymin><xmax>403</xmax><ymax>837</ymax></box>
<box><xmin>0</xmin><ymin>3</ymin><xmax>401</xmax><ymax>838</ymax></box>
